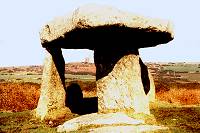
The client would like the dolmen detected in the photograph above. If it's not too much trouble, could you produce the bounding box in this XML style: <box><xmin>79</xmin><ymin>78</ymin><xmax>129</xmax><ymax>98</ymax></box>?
<box><xmin>36</xmin><ymin>4</ymin><xmax>174</xmax><ymax>130</ymax></box>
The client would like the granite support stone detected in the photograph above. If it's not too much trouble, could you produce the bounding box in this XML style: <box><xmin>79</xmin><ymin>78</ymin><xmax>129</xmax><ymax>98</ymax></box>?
<box><xmin>139</xmin><ymin>58</ymin><xmax>155</xmax><ymax>102</ymax></box>
<box><xmin>36</xmin><ymin>48</ymin><xmax>66</xmax><ymax>120</ymax></box>
<box><xmin>94</xmin><ymin>49</ymin><xmax>150</xmax><ymax>114</ymax></box>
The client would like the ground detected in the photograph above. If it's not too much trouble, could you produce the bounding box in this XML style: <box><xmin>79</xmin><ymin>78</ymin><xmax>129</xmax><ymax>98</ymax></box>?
<box><xmin>0</xmin><ymin>62</ymin><xmax>200</xmax><ymax>132</ymax></box>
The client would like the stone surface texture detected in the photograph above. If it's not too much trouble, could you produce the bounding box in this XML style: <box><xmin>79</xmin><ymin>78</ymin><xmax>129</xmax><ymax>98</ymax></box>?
<box><xmin>40</xmin><ymin>4</ymin><xmax>174</xmax><ymax>49</ymax></box>
<box><xmin>36</xmin><ymin>48</ymin><xmax>66</xmax><ymax>120</ymax></box>
<box><xmin>88</xmin><ymin>125</ymin><xmax>169</xmax><ymax>133</ymax></box>
<box><xmin>57</xmin><ymin>112</ymin><xmax>144</xmax><ymax>132</ymax></box>
<box><xmin>57</xmin><ymin>112</ymin><xmax>169</xmax><ymax>133</ymax></box>
<box><xmin>95</xmin><ymin>49</ymin><xmax>150</xmax><ymax>114</ymax></box>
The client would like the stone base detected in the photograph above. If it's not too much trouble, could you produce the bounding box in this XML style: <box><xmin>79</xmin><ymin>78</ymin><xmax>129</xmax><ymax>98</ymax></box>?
<box><xmin>89</xmin><ymin>125</ymin><xmax>169</xmax><ymax>133</ymax></box>
<box><xmin>57</xmin><ymin>112</ymin><xmax>169</xmax><ymax>133</ymax></box>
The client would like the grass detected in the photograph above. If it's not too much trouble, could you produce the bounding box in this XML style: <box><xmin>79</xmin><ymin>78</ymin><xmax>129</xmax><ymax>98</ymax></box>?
<box><xmin>155</xmin><ymin>81</ymin><xmax>200</xmax><ymax>105</ymax></box>
<box><xmin>1</xmin><ymin>71</ymin><xmax>200</xmax><ymax>132</ymax></box>
<box><xmin>1</xmin><ymin>102</ymin><xmax>200</xmax><ymax>133</ymax></box>
<box><xmin>0</xmin><ymin>73</ymin><xmax>95</xmax><ymax>84</ymax></box>
<box><xmin>0</xmin><ymin>110</ymin><xmax>57</xmax><ymax>133</ymax></box>
<box><xmin>0</xmin><ymin>74</ymin><xmax>42</xmax><ymax>84</ymax></box>
<box><xmin>151</xmin><ymin>104</ymin><xmax>200</xmax><ymax>133</ymax></box>
<box><xmin>0</xmin><ymin>82</ymin><xmax>40</xmax><ymax>112</ymax></box>
<box><xmin>178</xmin><ymin>73</ymin><xmax>200</xmax><ymax>83</ymax></box>
<box><xmin>162</xmin><ymin>63</ymin><xmax>200</xmax><ymax>73</ymax></box>
<box><xmin>157</xmin><ymin>89</ymin><xmax>200</xmax><ymax>105</ymax></box>
<box><xmin>65</xmin><ymin>74</ymin><xmax>95</xmax><ymax>83</ymax></box>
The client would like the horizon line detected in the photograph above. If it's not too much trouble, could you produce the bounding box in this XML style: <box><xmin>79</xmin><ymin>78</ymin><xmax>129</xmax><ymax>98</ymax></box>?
<box><xmin>1</xmin><ymin>61</ymin><xmax>200</xmax><ymax>68</ymax></box>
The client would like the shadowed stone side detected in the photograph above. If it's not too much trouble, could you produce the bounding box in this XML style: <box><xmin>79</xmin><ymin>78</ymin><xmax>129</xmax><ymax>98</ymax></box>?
<box><xmin>36</xmin><ymin>48</ymin><xmax>66</xmax><ymax>120</ymax></box>
<box><xmin>147</xmin><ymin>70</ymin><xmax>155</xmax><ymax>102</ymax></box>
<box><xmin>94</xmin><ymin>49</ymin><xmax>150</xmax><ymax>114</ymax></box>
<box><xmin>139</xmin><ymin>58</ymin><xmax>155</xmax><ymax>102</ymax></box>
<box><xmin>139</xmin><ymin>58</ymin><xmax>150</xmax><ymax>95</ymax></box>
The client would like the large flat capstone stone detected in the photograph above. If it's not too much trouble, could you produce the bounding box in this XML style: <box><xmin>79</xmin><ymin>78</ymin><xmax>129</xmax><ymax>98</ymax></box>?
<box><xmin>40</xmin><ymin>4</ymin><xmax>173</xmax><ymax>49</ymax></box>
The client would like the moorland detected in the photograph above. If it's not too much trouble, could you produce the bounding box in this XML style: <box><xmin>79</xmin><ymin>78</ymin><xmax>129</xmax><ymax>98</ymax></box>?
<box><xmin>0</xmin><ymin>62</ymin><xmax>200</xmax><ymax>132</ymax></box>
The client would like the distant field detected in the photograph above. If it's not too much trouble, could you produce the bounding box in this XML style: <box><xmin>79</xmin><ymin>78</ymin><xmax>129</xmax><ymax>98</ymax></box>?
<box><xmin>0</xmin><ymin>73</ymin><xmax>42</xmax><ymax>84</ymax></box>
<box><xmin>65</xmin><ymin>74</ymin><xmax>95</xmax><ymax>82</ymax></box>
<box><xmin>178</xmin><ymin>73</ymin><xmax>200</xmax><ymax>83</ymax></box>
<box><xmin>162</xmin><ymin>63</ymin><xmax>200</xmax><ymax>73</ymax></box>
<box><xmin>0</xmin><ymin>73</ymin><xmax>95</xmax><ymax>84</ymax></box>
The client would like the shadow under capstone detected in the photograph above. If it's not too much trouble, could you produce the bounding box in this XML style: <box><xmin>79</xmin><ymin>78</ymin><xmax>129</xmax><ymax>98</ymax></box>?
<box><xmin>94</xmin><ymin>48</ymin><xmax>139</xmax><ymax>80</ymax></box>
<box><xmin>65</xmin><ymin>83</ymin><xmax>98</xmax><ymax>115</ymax></box>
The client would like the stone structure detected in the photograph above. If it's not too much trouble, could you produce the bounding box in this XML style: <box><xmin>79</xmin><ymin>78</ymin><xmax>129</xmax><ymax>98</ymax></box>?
<box><xmin>57</xmin><ymin>112</ymin><xmax>169</xmax><ymax>132</ymax></box>
<box><xmin>36</xmin><ymin>4</ymin><xmax>173</xmax><ymax>120</ymax></box>
<box><xmin>57</xmin><ymin>112</ymin><xmax>144</xmax><ymax>132</ymax></box>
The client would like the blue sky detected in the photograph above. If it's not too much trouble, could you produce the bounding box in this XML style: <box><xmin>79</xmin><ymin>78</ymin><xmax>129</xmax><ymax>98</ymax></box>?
<box><xmin>0</xmin><ymin>0</ymin><xmax>200</xmax><ymax>67</ymax></box>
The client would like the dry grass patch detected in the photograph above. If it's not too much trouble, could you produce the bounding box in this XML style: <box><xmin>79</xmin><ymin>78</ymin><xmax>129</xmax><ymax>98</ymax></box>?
<box><xmin>0</xmin><ymin>82</ymin><xmax>40</xmax><ymax>112</ymax></box>
<box><xmin>155</xmin><ymin>81</ymin><xmax>200</xmax><ymax>105</ymax></box>
<box><xmin>157</xmin><ymin>89</ymin><xmax>200</xmax><ymax>105</ymax></box>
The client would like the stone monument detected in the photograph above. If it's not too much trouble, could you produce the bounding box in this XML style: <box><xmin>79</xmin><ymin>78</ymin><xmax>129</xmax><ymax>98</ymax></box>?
<box><xmin>36</xmin><ymin>4</ymin><xmax>173</xmax><ymax>121</ymax></box>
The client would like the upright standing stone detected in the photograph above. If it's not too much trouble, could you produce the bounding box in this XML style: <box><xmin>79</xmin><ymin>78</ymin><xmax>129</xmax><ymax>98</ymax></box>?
<box><xmin>95</xmin><ymin>49</ymin><xmax>150</xmax><ymax>114</ymax></box>
<box><xmin>36</xmin><ymin>48</ymin><xmax>66</xmax><ymax>120</ymax></box>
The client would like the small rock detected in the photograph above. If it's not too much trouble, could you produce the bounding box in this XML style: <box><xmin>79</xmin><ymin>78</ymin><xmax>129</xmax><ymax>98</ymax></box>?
<box><xmin>48</xmin><ymin>120</ymin><xmax>53</xmax><ymax>125</ymax></box>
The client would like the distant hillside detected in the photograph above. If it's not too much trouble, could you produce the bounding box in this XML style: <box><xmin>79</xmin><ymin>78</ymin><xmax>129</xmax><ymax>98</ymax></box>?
<box><xmin>0</xmin><ymin>62</ymin><xmax>96</xmax><ymax>76</ymax></box>
<box><xmin>0</xmin><ymin>65</ymin><xmax>43</xmax><ymax>74</ymax></box>
<box><xmin>1</xmin><ymin>62</ymin><xmax>200</xmax><ymax>83</ymax></box>
<box><xmin>65</xmin><ymin>62</ymin><xmax>95</xmax><ymax>76</ymax></box>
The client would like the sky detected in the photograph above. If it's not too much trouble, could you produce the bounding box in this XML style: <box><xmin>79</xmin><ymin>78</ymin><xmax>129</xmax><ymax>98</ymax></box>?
<box><xmin>0</xmin><ymin>0</ymin><xmax>200</xmax><ymax>67</ymax></box>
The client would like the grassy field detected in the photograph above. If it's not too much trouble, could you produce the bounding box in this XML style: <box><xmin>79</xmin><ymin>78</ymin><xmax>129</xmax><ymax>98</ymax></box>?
<box><xmin>178</xmin><ymin>73</ymin><xmax>200</xmax><ymax>83</ymax></box>
<box><xmin>1</xmin><ymin>80</ymin><xmax>200</xmax><ymax>132</ymax></box>
<box><xmin>151</xmin><ymin>104</ymin><xmax>200</xmax><ymax>132</ymax></box>
<box><xmin>1</xmin><ymin>64</ymin><xmax>200</xmax><ymax>132</ymax></box>
<box><xmin>0</xmin><ymin>110</ymin><xmax>78</xmax><ymax>133</ymax></box>
<box><xmin>162</xmin><ymin>63</ymin><xmax>200</xmax><ymax>73</ymax></box>
<box><xmin>0</xmin><ymin>72</ymin><xmax>95</xmax><ymax>84</ymax></box>
<box><xmin>0</xmin><ymin>111</ymin><xmax>57</xmax><ymax>133</ymax></box>
<box><xmin>1</xmin><ymin>101</ymin><xmax>200</xmax><ymax>133</ymax></box>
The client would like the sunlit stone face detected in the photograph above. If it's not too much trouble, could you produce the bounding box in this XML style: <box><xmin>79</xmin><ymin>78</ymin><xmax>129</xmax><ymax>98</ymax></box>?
<box><xmin>95</xmin><ymin>49</ymin><xmax>150</xmax><ymax>114</ymax></box>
